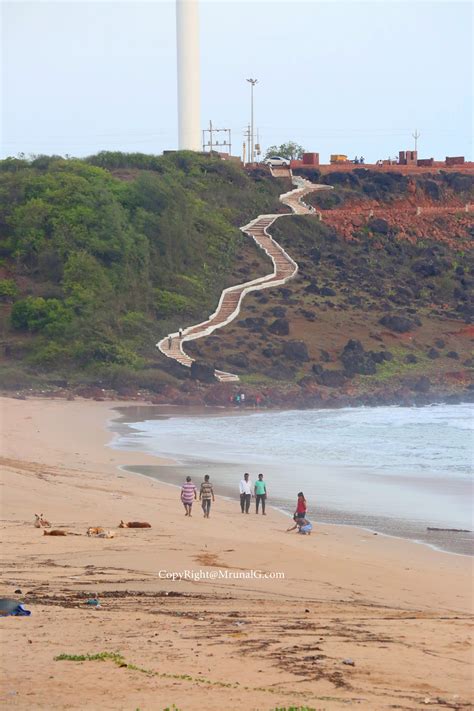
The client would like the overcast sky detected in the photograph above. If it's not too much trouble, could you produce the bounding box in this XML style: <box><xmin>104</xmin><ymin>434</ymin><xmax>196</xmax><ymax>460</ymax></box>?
<box><xmin>1</xmin><ymin>0</ymin><xmax>472</xmax><ymax>162</ymax></box>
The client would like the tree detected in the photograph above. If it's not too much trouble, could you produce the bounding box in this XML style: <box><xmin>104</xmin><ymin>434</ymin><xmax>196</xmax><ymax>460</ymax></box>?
<box><xmin>10</xmin><ymin>296</ymin><xmax>70</xmax><ymax>332</ymax></box>
<box><xmin>264</xmin><ymin>141</ymin><xmax>305</xmax><ymax>161</ymax></box>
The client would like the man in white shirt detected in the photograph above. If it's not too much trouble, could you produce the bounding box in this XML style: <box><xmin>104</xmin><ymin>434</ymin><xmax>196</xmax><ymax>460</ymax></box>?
<box><xmin>239</xmin><ymin>473</ymin><xmax>252</xmax><ymax>514</ymax></box>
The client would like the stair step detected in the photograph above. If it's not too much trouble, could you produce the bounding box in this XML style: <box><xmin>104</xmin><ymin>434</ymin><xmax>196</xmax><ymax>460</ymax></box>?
<box><xmin>158</xmin><ymin>179</ymin><xmax>329</xmax><ymax>381</ymax></box>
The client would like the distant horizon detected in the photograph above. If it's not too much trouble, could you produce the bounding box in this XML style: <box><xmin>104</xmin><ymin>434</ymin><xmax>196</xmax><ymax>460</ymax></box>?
<box><xmin>2</xmin><ymin>1</ymin><xmax>472</xmax><ymax>162</ymax></box>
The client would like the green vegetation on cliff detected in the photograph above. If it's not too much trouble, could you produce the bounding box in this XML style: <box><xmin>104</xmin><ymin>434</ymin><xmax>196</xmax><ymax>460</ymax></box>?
<box><xmin>1</xmin><ymin>155</ymin><xmax>472</xmax><ymax>404</ymax></box>
<box><xmin>0</xmin><ymin>152</ymin><xmax>285</xmax><ymax>390</ymax></box>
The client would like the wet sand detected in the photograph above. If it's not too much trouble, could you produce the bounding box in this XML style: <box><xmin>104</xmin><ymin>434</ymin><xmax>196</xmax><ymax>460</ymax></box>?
<box><xmin>1</xmin><ymin>396</ymin><xmax>473</xmax><ymax>710</ymax></box>
<box><xmin>113</xmin><ymin>405</ymin><xmax>474</xmax><ymax>557</ymax></box>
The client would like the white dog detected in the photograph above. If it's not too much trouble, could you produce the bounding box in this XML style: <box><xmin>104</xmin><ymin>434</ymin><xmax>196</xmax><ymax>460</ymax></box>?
<box><xmin>34</xmin><ymin>513</ymin><xmax>51</xmax><ymax>528</ymax></box>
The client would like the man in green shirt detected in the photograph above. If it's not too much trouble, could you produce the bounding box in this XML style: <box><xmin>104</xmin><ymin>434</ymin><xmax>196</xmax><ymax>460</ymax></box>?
<box><xmin>254</xmin><ymin>473</ymin><xmax>267</xmax><ymax>515</ymax></box>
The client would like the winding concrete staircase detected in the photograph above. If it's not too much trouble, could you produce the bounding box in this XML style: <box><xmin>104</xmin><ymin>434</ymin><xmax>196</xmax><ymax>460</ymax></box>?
<box><xmin>157</xmin><ymin>169</ymin><xmax>333</xmax><ymax>382</ymax></box>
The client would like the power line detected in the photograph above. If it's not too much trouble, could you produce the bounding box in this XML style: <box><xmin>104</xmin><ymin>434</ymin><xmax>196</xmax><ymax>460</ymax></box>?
<box><xmin>202</xmin><ymin>120</ymin><xmax>232</xmax><ymax>155</ymax></box>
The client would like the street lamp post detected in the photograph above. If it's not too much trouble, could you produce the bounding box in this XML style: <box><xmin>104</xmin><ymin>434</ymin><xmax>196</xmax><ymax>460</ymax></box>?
<box><xmin>246</xmin><ymin>78</ymin><xmax>257</xmax><ymax>164</ymax></box>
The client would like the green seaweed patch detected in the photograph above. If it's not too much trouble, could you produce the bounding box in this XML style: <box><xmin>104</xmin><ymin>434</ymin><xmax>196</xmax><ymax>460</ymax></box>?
<box><xmin>54</xmin><ymin>651</ymin><xmax>351</xmax><ymax>702</ymax></box>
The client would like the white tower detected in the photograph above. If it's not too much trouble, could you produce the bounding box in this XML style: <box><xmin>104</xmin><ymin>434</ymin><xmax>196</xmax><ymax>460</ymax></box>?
<box><xmin>176</xmin><ymin>0</ymin><xmax>201</xmax><ymax>151</ymax></box>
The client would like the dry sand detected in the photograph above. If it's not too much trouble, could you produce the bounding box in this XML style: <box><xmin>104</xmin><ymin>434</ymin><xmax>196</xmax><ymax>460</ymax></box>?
<box><xmin>0</xmin><ymin>396</ymin><xmax>472</xmax><ymax>711</ymax></box>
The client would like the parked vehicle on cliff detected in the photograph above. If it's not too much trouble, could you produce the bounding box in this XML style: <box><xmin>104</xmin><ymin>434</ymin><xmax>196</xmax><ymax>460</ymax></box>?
<box><xmin>263</xmin><ymin>156</ymin><xmax>290</xmax><ymax>167</ymax></box>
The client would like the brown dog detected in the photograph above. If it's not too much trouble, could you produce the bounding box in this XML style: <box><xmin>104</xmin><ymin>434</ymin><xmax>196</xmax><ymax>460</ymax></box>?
<box><xmin>43</xmin><ymin>529</ymin><xmax>68</xmax><ymax>536</ymax></box>
<box><xmin>87</xmin><ymin>527</ymin><xmax>105</xmax><ymax>536</ymax></box>
<box><xmin>34</xmin><ymin>513</ymin><xmax>51</xmax><ymax>528</ymax></box>
<box><xmin>87</xmin><ymin>527</ymin><xmax>115</xmax><ymax>539</ymax></box>
<box><xmin>118</xmin><ymin>520</ymin><xmax>151</xmax><ymax>528</ymax></box>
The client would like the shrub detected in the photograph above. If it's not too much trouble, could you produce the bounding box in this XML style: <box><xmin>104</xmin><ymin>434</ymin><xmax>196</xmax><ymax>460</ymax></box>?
<box><xmin>0</xmin><ymin>365</ymin><xmax>42</xmax><ymax>389</ymax></box>
<box><xmin>10</xmin><ymin>296</ymin><xmax>70</xmax><ymax>332</ymax></box>
<box><xmin>118</xmin><ymin>311</ymin><xmax>154</xmax><ymax>338</ymax></box>
<box><xmin>308</xmin><ymin>191</ymin><xmax>342</xmax><ymax>210</ymax></box>
<box><xmin>27</xmin><ymin>342</ymin><xmax>71</xmax><ymax>367</ymax></box>
<box><xmin>134</xmin><ymin>368</ymin><xmax>178</xmax><ymax>391</ymax></box>
<box><xmin>0</xmin><ymin>278</ymin><xmax>18</xmax><ymax>301</ymax></box>
<box><xmin>86</xmin><ymin>363</ymin><xmax>139</xmax><ymax>389</ymax></box>
<box><xmin>154</xmin><ymin>289</ymin><xmax>190</xmax><ymax>318</ymax></box>
<box><xmin>72</xmin><ymin>339</ymin><xmax>143</xmax><ymax>367</ymax></box>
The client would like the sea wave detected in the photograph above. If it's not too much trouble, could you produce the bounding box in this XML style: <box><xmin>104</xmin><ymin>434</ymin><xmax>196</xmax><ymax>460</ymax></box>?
<box><xmin>123</xmin><ymin>403</ymin><xmax>473</xmax><ymax>478</ymax></box>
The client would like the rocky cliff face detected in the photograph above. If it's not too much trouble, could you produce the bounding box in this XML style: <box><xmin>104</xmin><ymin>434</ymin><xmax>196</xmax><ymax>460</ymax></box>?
<box><xmin>1</xmin><ymin>159</ymin><xmax>472</xmax><ymax>408</ymax></box>
<box><xmin>183</xmin><ymin>169</ymin><xmax>474</xmax><ymax>408</ymax></box>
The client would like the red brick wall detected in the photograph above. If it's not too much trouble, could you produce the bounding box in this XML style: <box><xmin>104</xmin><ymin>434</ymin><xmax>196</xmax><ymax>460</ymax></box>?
<box><xmin>445</xmin><ymin>156</ymin><xmax>465</xmax><ymax>166</ymax></box>
<box><xmin>302</xmin><ymin>152</ymin><xmax>319</xmax><ymax>165</ymax></box>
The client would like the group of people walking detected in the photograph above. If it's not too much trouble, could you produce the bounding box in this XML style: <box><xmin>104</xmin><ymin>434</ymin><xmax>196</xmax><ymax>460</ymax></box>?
<box><xmin>180</xmin><ymin>474</ymin><xmax>215</xmax><ymax>518</ymax></box>
<box><xmin>180</xmin><ymin>475</ymin><xmax>312</xmax><ymax>534</ymax></box>
<box><xmin>239</xmin><ymin>472</ymin><xmax>267</xmax><ymax>514</ymax></box>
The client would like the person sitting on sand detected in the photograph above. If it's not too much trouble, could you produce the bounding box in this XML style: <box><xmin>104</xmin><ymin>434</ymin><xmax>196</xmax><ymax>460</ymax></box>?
<box><xmin>298</xmin><ymin>519</ymin><xmax>313</xmax><ymax>535</ymax></box>
<box><xmin>294</xmin><ymin>491</ymin><xmax>307</xmax><ymax>520</ymax></box>
<box><xmin>181</xmin><ymin>476</ymin><xmax>197</xmax><ymax>516</ymax></box>
<box><xmin>286</xmin><ymin>517</ymin><xmax>313</xmax><ymax>535</ymax></box>
<box><xmin>199</xmin><ymin>474</ymin><xmax>215</xmax><ymax>519</ymax></box>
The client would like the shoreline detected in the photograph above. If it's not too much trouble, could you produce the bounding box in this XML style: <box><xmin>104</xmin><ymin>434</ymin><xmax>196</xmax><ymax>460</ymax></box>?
<box><xmin>2</xmin><ymin>385</ymin><xmax>473</xmax><ymax>414</ymax></box>
<box><xmin>1</xmin><ymin>395</ymin><xmax>473</xmax><ymax>710</ymax></box>
<box><xmin>121</xmin><ymin>464</ymin><xmax>471</xmax><ymax>559</ymax></box>
<box><xmin>110</xmin><ymin>403</ymin><xmax>473</xmax><ymax>557</ymax></box>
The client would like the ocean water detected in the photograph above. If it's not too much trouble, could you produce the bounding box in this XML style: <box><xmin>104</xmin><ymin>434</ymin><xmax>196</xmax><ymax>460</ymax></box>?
<box><xmin>112</xmin><ymin>403</ymin><xmax>473</xmax><ymax>555</ymax></box>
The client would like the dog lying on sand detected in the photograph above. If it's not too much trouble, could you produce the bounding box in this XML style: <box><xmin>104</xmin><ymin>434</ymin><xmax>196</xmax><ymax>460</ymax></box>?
<box><xmin>34</xmin><ymin>513</ymin><xmax>51</xmax><ymax>528</ymax></box>
<box><xmin>87</xmin><ymin>526</ymin><xmax>105</xmax><ymax>536</ymax></box>
<box><xmin>87</xmin><ymin>527</ymin><xmax>115</xmax><ymax>538</ymax></box>
<box><xmin>118</xmin><ymin>520</ymin><xmax>151</xmax><ymax>528</ymax></box>
<box><xmin>43</xmin><ymin>529</ymin><xmax>69</xmax><ymax>536</ymax></box>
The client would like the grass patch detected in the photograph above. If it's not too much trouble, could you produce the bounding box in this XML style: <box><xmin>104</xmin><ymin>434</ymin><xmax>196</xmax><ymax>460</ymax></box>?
<box><xmin>357</xmin><ymin>346</ymin><xmax>433</xmax><ymax>387</ymax></box>
<box><xmin>240</xmin><ymin>373</ymin><xmax>278</xmax><ymax>385</ymax></box>
<box><xmin>54</xmin><ymin>651</ymin><xmax>350</xmax><ymax>703</ymax></box>
<box><xmin>0</xmin><ymin>365</ymin><xmax>52</xmax><ymax>390</ymax></box>
<box><xmin>55</xmin><ymin>651</ymin><xmax>239</xmax><ymax>686</ymax></box>
<box><xmin>55</xmin><ymin>652</ymin><xmax>125</xmax><ymax>664</ymax></box>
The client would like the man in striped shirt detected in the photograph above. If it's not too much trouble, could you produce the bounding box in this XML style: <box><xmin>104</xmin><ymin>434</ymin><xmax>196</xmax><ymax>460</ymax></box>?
<box><xmin>181</xmin><ymin>476</ymin><xmax>197</xmax><ymax>517</ymax></box>
<box><xmin>199</xmin><ymin>475</ymin><xmax>215</xmax><ymax>518</ymax></box>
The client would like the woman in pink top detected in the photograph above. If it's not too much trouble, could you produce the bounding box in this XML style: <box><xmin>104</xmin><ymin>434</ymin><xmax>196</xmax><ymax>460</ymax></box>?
<box><xmin>181</xmin><ymin>476</ymin><xmax>197</xmax><ymax>517</ymax></box>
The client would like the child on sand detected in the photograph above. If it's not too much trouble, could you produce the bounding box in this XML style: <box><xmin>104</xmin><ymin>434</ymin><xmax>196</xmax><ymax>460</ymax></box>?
<box><xmin>286</xmin><ymin>518</ymin><xmax>313</xmax><ymax>535</ymax></box>
<box><xmin>181</xmin><ymin>476</ymin><xmax>197</xmax><ymax>516</ymax></box>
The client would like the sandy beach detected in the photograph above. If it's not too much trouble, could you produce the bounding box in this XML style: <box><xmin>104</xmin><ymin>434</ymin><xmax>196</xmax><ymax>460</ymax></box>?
<box><xmin>0</xmin><ymin>396</ymin><xmax>473</xmax><ymax>710</ymax></box>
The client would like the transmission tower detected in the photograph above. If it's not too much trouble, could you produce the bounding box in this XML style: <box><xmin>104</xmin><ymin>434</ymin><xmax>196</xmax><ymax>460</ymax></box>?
<box><xmin>202</xmin><ymin>120</ymin><xmax>232</xmax><ymax>155</ymax></box>
<box><xmin>412</xmin><ymin>128</ymin><xmax>421</xmax><ymax>152</ymax></box>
